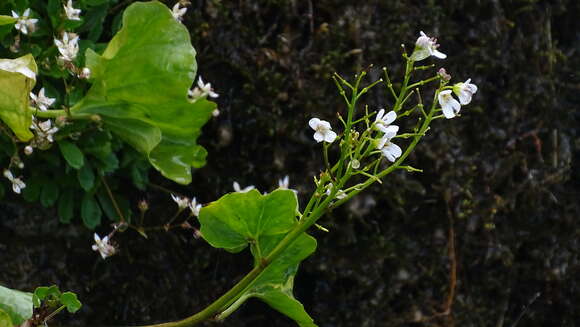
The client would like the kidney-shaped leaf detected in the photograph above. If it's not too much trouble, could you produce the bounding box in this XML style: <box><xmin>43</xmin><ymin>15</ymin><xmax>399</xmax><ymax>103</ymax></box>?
<box><xmin>72</xmin><ymin>1</ymin><xmax>215</xmax><ymax>184</ymax></box>
<box><xmin>198</xmin><ymin>189</ymin><xmax>318</xmax><ymax>326</ymax></box>
<box><xmin>199</xmin><ymin>189</ymin><xmax>299</xmax><ymax>253</ymax></box>
<box><xmin>0</xmin><ymin>285</ymin><xmax>33</xmax><ymax>326</ymax></box>
<box><xmin>0</xmin><ymin>54</ymin><xmax>37</xmax><ymax>141</ymax></box>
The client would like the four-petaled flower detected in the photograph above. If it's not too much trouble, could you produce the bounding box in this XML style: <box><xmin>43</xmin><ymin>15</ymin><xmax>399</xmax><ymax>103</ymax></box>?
<box><xmin>374</xmin><ymin>109</ymin><xmax>399</xmax><ymax>134</ymax></box>
<box><xmin>12</xmin><ymin>9</ymin><xmax>38</xmax><ymax>35</ymax></box>
<box><xmin>64</xmin><ymin>0</ymin><xmax>81</xmax><ymax>21</ymax></box>
<box><xmin>189</xmin><ymin>197</ymin><xmax>202</xmax><ymax>216</ymax></box>
<box><xmin>438</xmin><ymin>90</ymin><xmax>461</xmax><ymax>119</ymax></box>
<box><xmin>30</xmin><ymin>88</ymin><xmax>55</xmax><ymax>111</ymax></box>
<box><xmin>309</xmin><ymin>118</ymin><xmax>337</xmax><ymax>143</ymax></box>
<box><xmin>3</xmin><ymin>169</ymin><xmax>26</xmax><ymax>194</ymax></box>
<box><xmin>233</xmin><ymin>181</ymin><xmax>255</xmax><ymax>193</ymax></box>
<box><xmin>92</xmin><ymin>233</ymin><xmax>116</xmax><ymax>259</ymax></box>
<box><xmin>171</xmin><ymin>3</ymin><xmax>187</xmax><ymax>22</ymax></box>
<box><xmin>188</xmin><ymin>76</ymin><xmax>219</xmax><ymax>100</ymax></box>
<box><xmin>30</xmin><ymin>119</ymin><xmax>59</xmax><ymax>143</ymax></box>
<box><xmin>171</xmin><ymin>194</ymin><xmax>190</xmax><ymax>210</ymax></box>
<box><xmin>377</xmin><ymin>130</ymin><xmax>402</xmax><ymax>162</ymax></box>
<box><xmin>410</xmin><ymin>31</ymin><xmax>446</xmax><ymax>61</ymax></box>
<box><xmin>54</xmin><ymin>32</ymin><xmax>79</xmax><ymax>62</ymax></box>
<box><xmin>453</xmin><ymin>78</ymin><xmax>478</xmax><ymax>105</ymax></box>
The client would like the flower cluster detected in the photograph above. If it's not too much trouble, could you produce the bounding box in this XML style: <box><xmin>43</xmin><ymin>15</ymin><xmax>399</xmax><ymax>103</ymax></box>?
<box><xmin>171</xmin><ymin>194</ymin><xmax>203</xmax><ymax>216</ymax></box>
<box><xmin>438</xmin><ymin>79</ymin><xmax>478</xmax><ymax>119</ymax></box>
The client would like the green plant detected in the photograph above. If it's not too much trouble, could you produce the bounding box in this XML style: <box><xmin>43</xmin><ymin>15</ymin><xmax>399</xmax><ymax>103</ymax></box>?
<box><xmin>0</xmin><ymin>1</ymin><xmax>479</xmax><ymax>326</ymax></box>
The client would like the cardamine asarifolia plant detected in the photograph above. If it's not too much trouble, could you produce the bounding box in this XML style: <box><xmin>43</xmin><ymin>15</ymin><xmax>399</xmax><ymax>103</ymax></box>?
<box><xmin>0</xmin><ymin>1</ymin><xmax>479</xmax><ymax>327</ymax></box>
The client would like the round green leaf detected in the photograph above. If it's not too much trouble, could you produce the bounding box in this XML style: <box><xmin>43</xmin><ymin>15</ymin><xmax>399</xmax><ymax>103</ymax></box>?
<box><xmin>81</xmin><ymin>194</ymin><xmax>101</xmax><ymax>229</ymax></box>
<box><xmin>58</xmin><ymin>191</ymin><xmax>75</xmax><ymax>224</ymax></box>
<box><xmin>59</xmin><ymin>292</ymin><xmax>81</xmax><ymax>313</ymax></box>
<box><xmin>77</xmin><ymin>163</ymin><xmax>95</xmax><ymax>191</ymax></box>
<box><xmin>199</xmin><ymin>189</ymin><xmax>299</xmax><ymax>252</ymax></box>
<box><xmin>58</xmin><ymin>140</ymin><xmax>85</xmax><ymax>169</ymax></box>
<box><xmin>40</xmin><ymin>182</ymin><xmax>59</xmax><ymax>207</ymax></box>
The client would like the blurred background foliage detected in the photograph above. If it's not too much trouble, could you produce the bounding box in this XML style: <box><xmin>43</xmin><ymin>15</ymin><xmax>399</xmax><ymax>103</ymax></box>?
<box><xmin>1</xmin><ymin>0</ymin><xmax>579</xmax><ymax>326</ymax></box>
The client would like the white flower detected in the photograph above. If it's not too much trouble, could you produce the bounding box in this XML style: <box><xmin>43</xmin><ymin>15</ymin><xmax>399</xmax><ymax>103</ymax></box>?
<box><xmin>3</xmin><ymin>169</ymin><xmax>26</xmax><ymax>194</ymax></box>
<box><xmin>91</xmin><ymin>233</ymin><xmax>116</xmax><ymax>259</ymax></box>
<box><xmin>30</xmin><ymin>119</ymin><xmax>59</xmax><ymax>143</ymax></box>
<box><xmin>30</xmin><ymin>88</ymin><xmax>55</xmax><ymax>111</ymax></box>
<box><xmin>12</xmin><ymin>9</ymin><xmax>38</xmax><ymax>35</ymax></box>
<box><xmin>171</xmin><ymin>3</ymin><xmax>187</xmax><ymax>22</ymax></box>
<box><xmin>233</xmin><ymin>181</ymin><xmax>255</xmax><ymax>193</ymax></box>
<box><xmin>410</xmin><ymin>31</ymin><xmax>446</xmax><ymax>61</ymax></box>
<box><xmin>64</xmin><ymin>0</ymin><xmax>81</xmax><ymax>21</ymax></box>
<box><xmin>309</xmin><ymin>118</ymin><xmax>337</xmax><ymax>143</ymax></box>
<box><xmin>188</xmin><ymin>197</ymin><xmax>202</xmax><ymax>216</ymax></box>
<box><xmin>453</xmin><ymin>78</ymin><xmax>478</xmax><ymax>105</ymax></box>
<box><xmin>188</xmin><ymin>76</ymin><xmax>219</xmax><ymax>100</ymax></box>
<box><xmin>376</xmin><ymin>130</ymin><xmax>402</xmax><ymax>163</ymax></box>
<box><xmin>374</xmin><ymin>109</ymin><xmax>399</xmax><ymax>134</ymax></box>
<box><xmin>212</xmin><ymin>108</ymin><xmax>220</xmax><ymax>117</ymax></box>
<box><xmin>0</xmin><ymin>57</ymin><xmax>36</xmax><ymax>80</ymax></box>
<box><xmin>171</xmin><ymin>194</ymin><xmax>189</xmax><ymax>210</ymax></box>
<box><xmin>438</xmin><ymin>90</ymin><xmax>461</xmax><ymax>119</ymax></box>
<box><xmin>54</xmin><ymin>32</ymin><xmax>79</xmax><ymax>62</ymax></box>
<box><xmin>278</xmin><ymin>175</ymin><xmax>289</xmax><ymax>189</ymax></box>
<box><xmin>24</xmin><ymin>146</ymin><xmax>34</xmax><ymax>156</ymax></box>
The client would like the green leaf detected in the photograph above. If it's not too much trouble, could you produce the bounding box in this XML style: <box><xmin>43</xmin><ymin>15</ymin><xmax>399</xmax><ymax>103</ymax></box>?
<box><xmin>33</xmin><ymin>286</ymin><xmax>61</xmax><ymax>305</ymax></box>
<box><xmin>60</xmin><ymin>292</ymin><xmax>81</xmax><ymax>313</ymax></box>
<box><xmin>242</xmin><ymin>234</ymin><xmax>317</xmax><ymax>327</ymax></box>
<box><xmin>22</xmin><ymin>178</ymin><xmax>41</xmax><ymax>203</ymax></box>
<box><xmin>72</xmin><ymin>1</ymin><xmax>216</xmax><ymax>184</ymax></box>
<box><xmin>198</xmin><ymin>189</ymin><xmax>317</xmax><ymax>326</ymax></box>
<box><xmin>77</xmin><ymin>162</ymin><xmax>95</xmax><ymax>191</ymax></box>
<box><xmin>58</xmin><ymin>190</ymin><xmax>75</xmax><ymax>223</ymax></box>
<box><xmin>40</xmin><ymin>182</ymin><xmax>59</xmax><ymax>207</ymax></box>
<box><xmin>0</xmin><ymin>308</ymin><xmax>13</xmax><ymax>327</ymax></box>
<box><xmin>199</xmin><ymin>189</ymin><xmax>299</xmax><ymax>253</ymax></box>
<box><xmin>58</xmin><ymin>140</ymin><xmax>85</xmax><ymax>169</ymax></box>
<box><xmin>81</xmin><ymin>194</ymin><xmax>101</xmax><ymax>229</ymax></box>
<box><xmin>0</xmin><ymin>285</ymin><xmax>33</xmax><ymax>326</ymax></box>
<box><xmin>0</xmin><ymin>54</ymin><xmax>37</xmax><ymax>141</ymax></box>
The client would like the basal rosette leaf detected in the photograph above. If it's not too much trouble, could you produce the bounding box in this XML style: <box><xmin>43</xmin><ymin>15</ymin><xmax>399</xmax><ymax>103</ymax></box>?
<box><xmin>72</xmin><ymin>1</ymin><xmax>215</xmax><ymax>184</ymax></box>
<box><xmin>0</xmin><ymin>285</ymin><xmax>33</xmax><ymax>326</ymax></box>
<box><xmin>198</xmin><ymin>189</ymin><xmax>317</xmax><ymax>326</ymax></box>
<box><xmin>0</xmin><ymin>54</ymin><xmax>37</xmax><ymax>141</ymax></box>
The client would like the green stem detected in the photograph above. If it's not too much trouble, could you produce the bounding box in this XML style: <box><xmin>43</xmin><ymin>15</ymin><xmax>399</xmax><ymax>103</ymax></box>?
<box><xmin>393</xmin><ymin>59</ymin><xmax>414</xmax><ymax>113</ymax></box>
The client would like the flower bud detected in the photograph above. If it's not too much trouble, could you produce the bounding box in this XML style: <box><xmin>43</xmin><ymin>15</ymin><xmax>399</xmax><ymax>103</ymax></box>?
<box><xmin>438</xmin><ymin>68</ymin><xmax>451</xmax><ymax>81</ymax></box>
<box><xmin>24</xmin><ymin>146</ymin><xmax>33</xmax><ymax>155</ymax></box>
<box><xmin>138</xmin><ymin>200</ymin><xmax>149</xmax><ymax>212</ymax></box>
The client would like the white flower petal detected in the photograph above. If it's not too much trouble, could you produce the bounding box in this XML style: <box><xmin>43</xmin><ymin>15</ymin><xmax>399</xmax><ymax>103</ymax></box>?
<box><xmin>313</xmin><ymin>131</ymin><xmax>324</xmax><ymax>143</ymax></box>
<box><xmin>324</xmin><ymin>130</ymin><xmax>337</xmax><ymax>143</ymax></box>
